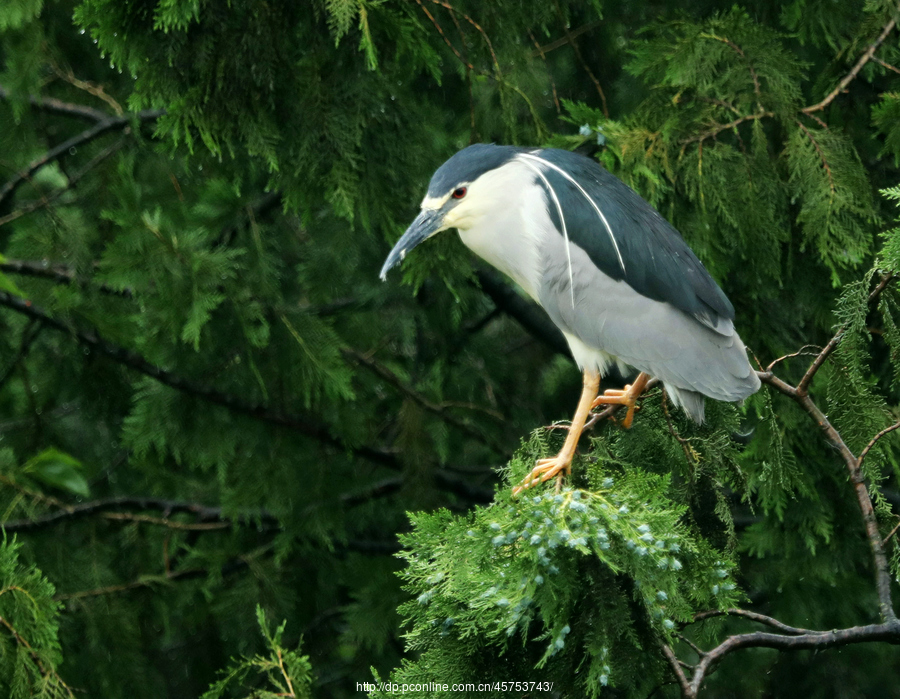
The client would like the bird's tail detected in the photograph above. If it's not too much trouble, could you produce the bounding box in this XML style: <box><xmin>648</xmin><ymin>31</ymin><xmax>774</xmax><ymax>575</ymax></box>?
<box><xmin>665</xmin><ymin>385</ymin><xmax>706</xmax><ymax>423</ymax></box>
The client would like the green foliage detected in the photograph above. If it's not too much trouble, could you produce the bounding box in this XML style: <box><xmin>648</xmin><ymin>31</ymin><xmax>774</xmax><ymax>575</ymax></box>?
<box><xmin>202</xmin><ymin>606</ymin><xmax>313</xmax><ymax>699</ymax></box>
<box><xmin>0</xmin><ymin>538</ymin><xmax>69</xmax><ymax>699</ymax></box>
<box><xmin>383</xmin><ymin>395</ymin><xmax>750</xmax><ymax>694</ymax></box>
<box><xmin>21</xmin><ymin>448</ymin><xmax>89</xmax><ymax>498</ymax></box>
<box><xmin>0</xmin><ymin>0</ymin><xmax>42</xmax><ymax>32</ymax></box>
<box><xmin>0</xmin><ymin>255</ymin><xmax>25</xmax><ymax>297</ymax></box>
<box><xmin>873</xmin><ymin>93</ymin><xmax>900</xmax><ymax>165</ymax></box>
<box><xmin>627</xmin><ymin>9</ymin><xmax>805</xmax><ymax>117</ymax></box>
<box><xmin>786</xmin><ymin>126</ymin><xmax>877</xmax><ymax>282</ymax></box>
<box><xmin>392</xmin><ymin>443</ymin><xmax>739</xmax><ymax>695</ymax></box>
<box><xmin>1</xmin><ymin>0</ymin><xmax>900</xmax><ymax>697</ymax></box>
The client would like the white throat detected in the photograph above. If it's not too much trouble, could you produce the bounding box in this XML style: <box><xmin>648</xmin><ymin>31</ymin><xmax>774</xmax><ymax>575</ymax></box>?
<box><xmin>455</xmin><ymin>160</ymin><xmax>548</xmax><ymax>301</ymax></box>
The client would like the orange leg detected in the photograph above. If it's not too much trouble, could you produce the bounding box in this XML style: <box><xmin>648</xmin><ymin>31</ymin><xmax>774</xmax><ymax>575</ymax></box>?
<box><xmin>513</xmin><ymin>369</ymin><xmax>600</xmax><ymax>496</ymax></box>
<box><xmin>590</xmin><ymin>371</ymin><xmax>651</xmax><ymax>429</ymax></box>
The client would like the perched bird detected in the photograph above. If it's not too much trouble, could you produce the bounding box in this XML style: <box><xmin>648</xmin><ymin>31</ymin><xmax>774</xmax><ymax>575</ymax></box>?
<box><xmin>380</xmin><ymin>145</ymin><xmax>759</xmax><ymax>493</ymax></box>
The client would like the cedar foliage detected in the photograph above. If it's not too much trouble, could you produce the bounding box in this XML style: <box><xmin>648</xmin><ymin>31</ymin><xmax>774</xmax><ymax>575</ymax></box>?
<box><xmin>0</xmin><ymin>1</ymin><xmax>899</xmax><ymax>697</ymax></box>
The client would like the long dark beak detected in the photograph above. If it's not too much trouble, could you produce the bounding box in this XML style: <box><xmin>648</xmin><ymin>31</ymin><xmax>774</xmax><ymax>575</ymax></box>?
<box><xmin>379</xmin><ymin>209</ymin><xmax>444</xmax><ymax>280</ymax></box>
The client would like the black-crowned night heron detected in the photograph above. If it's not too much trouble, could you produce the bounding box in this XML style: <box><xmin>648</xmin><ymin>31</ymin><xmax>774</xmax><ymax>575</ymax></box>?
<box><xmin>380</xmin><ymin>144</ymin><xmax>760</xmax><ymax>494</ymax></box>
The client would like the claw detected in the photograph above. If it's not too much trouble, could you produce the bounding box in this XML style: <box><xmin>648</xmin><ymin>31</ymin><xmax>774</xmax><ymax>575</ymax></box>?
<box><xmin>590</xmin><ymin>373</ymin><xmax>651</xmax><ymax>429</ymax></box>
<box><xmin>512</xmin><ymin>455</ymin><xmax>573</xmax><ymax>496</ymax></box>
<box><xmin>512</xmin><ymin>371</ymin><xmax>601</xmax><ymax>496</ymax></box>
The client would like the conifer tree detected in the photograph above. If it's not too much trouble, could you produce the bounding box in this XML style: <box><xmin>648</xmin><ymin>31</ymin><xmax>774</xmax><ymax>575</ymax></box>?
<box><xmin>1</xmin><ymin>1</ymin><xmax>899</xmax><ymax>697</ymax></box>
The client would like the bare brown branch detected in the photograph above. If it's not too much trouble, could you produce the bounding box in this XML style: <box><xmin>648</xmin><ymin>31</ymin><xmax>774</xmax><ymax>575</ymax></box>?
<box><xmin>660</xmin><ymin>642</ymin><xmax>692</xmax><ymax>696</ymax></box>
<box><xmin>0</xmin><ymin>84</ymin><xmax>109</xmax><ymax>123</ymax></box>
<box><xmin>872</xmin><ymin>55</ymin><xmax>900</xmax><ymax>76</ymax></box>
<box><xmin>693</xmin><ymin>608</ymin><xmax>814</xmax><ymax>635</ymax></box>
<box><xmin>765</xmin><ymin>345</ymin><xmax>823</xmax><ymax>372</ymax></box>
<box><xmin>760</xmin><ymin>369</ymin><xmax>896</xmax><ymax>622</ymax></box>
<box><xmin>802</xmin><ymin>6</ymin><xmax>900</xmax><ymax>114</ymax></box>
<box><xmin>883</xmin><ymin>519</ymin><xmax>900</xmax><ymax>545</ymax></box>
<box><xmin>427</xmin><ymin>0</ymin><xmax>500</xmax><ymax>74</ymax></box>
<box><xmin>0</xmin><ymin>496</ymin><xmax>276</xmax><ymax>533</ymax></box>
<box><xmin>49</xmin><ymin>64</ymin><xmax>125</xmax><ymax>115</ymax></box>
<box><xmin>684</xmin><ymin>621</ymin><xmax>900</xmax><ymax>697</ymax></box>
<box><xmin>858</xmin><ymin>420</ymin><xmax>900</xmax><ymax>468</ymax></box>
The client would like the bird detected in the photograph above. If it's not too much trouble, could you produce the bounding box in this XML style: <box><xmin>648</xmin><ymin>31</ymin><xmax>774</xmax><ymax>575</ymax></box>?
<box><xmin>380</xmin><ymin>144</ymin><xmax>760</xmax><ymax>494</ymax></box>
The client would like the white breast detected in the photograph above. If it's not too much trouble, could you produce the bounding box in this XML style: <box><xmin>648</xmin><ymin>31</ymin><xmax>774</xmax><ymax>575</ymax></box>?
<box><xmin>455</xmin><ymin>160</ymin><xmax>548</xmax><ymax>302</ymax></box>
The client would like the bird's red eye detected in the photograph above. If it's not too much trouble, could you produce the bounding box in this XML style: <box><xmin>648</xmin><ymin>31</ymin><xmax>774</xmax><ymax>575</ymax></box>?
<box><xmin>452</xmin><ymin>187</ymin><xmax>467</xmax><ymax>199</ymax></box>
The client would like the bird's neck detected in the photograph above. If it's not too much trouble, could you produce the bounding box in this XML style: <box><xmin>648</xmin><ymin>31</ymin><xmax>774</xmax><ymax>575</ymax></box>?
<box><xmin>456</xmin><ymin>161</ymin><xmax>548</xmax><ymax>301</ymax></box>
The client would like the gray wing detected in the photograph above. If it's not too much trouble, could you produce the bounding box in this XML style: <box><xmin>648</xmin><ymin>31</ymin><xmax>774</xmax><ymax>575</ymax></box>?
<box><xmin>528</xmin><ymin>148</ymin><xmax>734</xmax><ymax>335</ymax></box>
<box><xmin>535</xmin><ymin>197</ymin><xmax>760</xmax><ymax>417</ymax></box>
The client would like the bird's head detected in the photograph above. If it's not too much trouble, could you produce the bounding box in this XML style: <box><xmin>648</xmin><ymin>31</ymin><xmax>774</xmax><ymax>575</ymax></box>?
<box><xmin>379</xmin><ymin>144</ymin><xmax>521</xmax><ymax>280</ymax></box>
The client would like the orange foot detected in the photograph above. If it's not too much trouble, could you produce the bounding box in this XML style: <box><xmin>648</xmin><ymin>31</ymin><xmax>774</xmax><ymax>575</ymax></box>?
<box><xmin>591</xmin><ymin>372</ymin><xmax>651</xmax><ymax>429</ymax></box>
<box><xmin>512</xmin><ymin>370</ymin><xmax>601</xmax><ymax>496</ymax></box>
<box><xmin>512</xmin><ymin>452</ymin><xmax>574</xmax><ymax>496</ymax></box>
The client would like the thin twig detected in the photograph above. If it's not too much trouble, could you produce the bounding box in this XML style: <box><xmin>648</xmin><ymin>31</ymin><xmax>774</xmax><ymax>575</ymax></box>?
<box><xmin>693</xmin><ymin>608</ymin><xmax>813</xmax><ymax>635</ymax></box>
<box><xmin>50</xmin><ymin>64</ymin><xmax>124</xmax><ymax>115</ymax></box>
<box><xmin>276</xmin><ymin>647</ymin><xmax>298</xmax><ymax>698</ymax></box>
<box><xmin>1</xmin><ymin>496</ymin><xmax>277</xmax><ymax>533</ymax></box>
<box><xmin>659</xmin><ymin>642</ymin><xmax>691</xmax><ymax>697</ymax></box>
<box><xmin>55</xmin><ymin>540</ymin><xmax>399</xmax><ymax>602</ymax></box>
<box><xmin>100</xmin><ymin>513</ymin><xmax>231</xmax><ymax>531</ymax></box>
<box><xmin>0</xmin><ymin>84</ymin><xmax>109</xmax><ymax>123</ymax></box>
<box><xmin>0</xmin><ymin>290</ymin><xmax>397</xmax><ymax>468</ymax></box>
<box><xmin>55</xmin><ymin>561</ymin><xmax>250</xmax><ymax>602</ymax></box>
<box><xmin>0</xmin><ymin>258</ymin><xmax>133</xmax><ymax>297</ymax></box>
<box><xmin>413</xmin><ymin>0</ymin><xmax>472</xmax><ymax>70</ymax></box>
<box><xmin>555</xmin><ymin>1</ymin><xmax>608</xmax><ymax>116</ymax></box>
<box><xmin>0</xmin><ymin>108</ymin><xmax>163</xmax><ymax>208</ymax></box>
<box><xmin>2</xmin><ymin>480</ymin><xmax>415</xmax><ymax>535</ymax></box>
<box><xmin>529</xmin><ymin>20</ymin><xmax>604</xmax><ymax>56</ymax></box>
<box><xmin>410</xmin><ymin>1</ymin><xmax>544</xmax><ymax>132</ymax></box>
<box><xmin>0</xmin><ymin>137</ymin><xmax>127</xmax><ymax>229</ymax></box>
<box><xmin>686</xmin><ymin>621</ymin><xmax>900</xmax><ymax>697</ymax></box>
<box><xmin>681</xmin><ymin>112</ymin><xmax>773</xmax><ymax>146</ymax></box>
<box><xmin>446</xmin><ymin>9</ymin><xmax>478</xmax><ymax>140</ymax></box>
<box><xmin>872</xmin><ymin>55</ymin><xmax>900</xmax><ymax>76</ymax></box>
<box><xmin>701</xmin><ymin>34</ymin><xmax>761</xmax><ymax>101</ymax></box>
<box><xmin>342</xmin><ymin>348</ymin><xmax>507</xmax><ymax>454</ymax></box>
<box><xmin>797</xmin><ymin>273</ymin><xmax>895</xmax><ymax>394</ymax></box>
<box><xmin>765</xmin><ymin>345</ymin><xmax>823</xmax><ymax>372</ymax></box>
<box><xmin>802</xmin><ymin>6</ymin><xmax>900</xmax><ymax>114</ymax></box>
<box><xmin>474</xmin><ymin>268</ymin><xmax>570</xmax><ymax>357</ymax></box>
<box><xmin>662</xmin><ymin>388</ymin><xmax>696</xmax><ymax>466</ymax></box>
<box><xmin>675</xmin><ymin>633</ymin><xmax>707</xmax><ymax>658</ymax></box>
<box><xmin>427</xmin><ymin>0</ymin><xmax>500</xmax><ymax>75</ymax></box>
<box><xmin>0</xmin><ymin>320</ymin><xmax>42</xmax><ymax>390</ymax></box>
<box><xmin>796</xmin><ymin>120</ymin><xmax>835</xmax><ymax>198</ymax></box>
<box><xmin>529</xmin><ymin>31</ymin><xmax>561</xmax><ymax>114</ymax></box>
<box><xmin>858</xmin><ymin>420</ymin><xmax>900</xmax><ymax>468</ymax></box>
<box><xmin>883</xmin><ymin>519</ymin><xmax>900</xmax><ymax>546</ymax></box>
